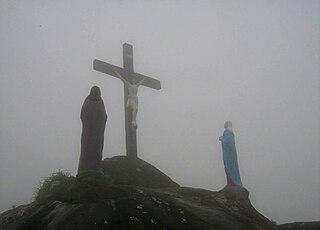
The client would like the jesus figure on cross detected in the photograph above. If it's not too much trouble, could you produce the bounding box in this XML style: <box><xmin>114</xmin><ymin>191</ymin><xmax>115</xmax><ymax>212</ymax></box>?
<box><xmin>114</xmin><ymin>70</ymin><xmax>146</xmax><ymax>128</ymax></box>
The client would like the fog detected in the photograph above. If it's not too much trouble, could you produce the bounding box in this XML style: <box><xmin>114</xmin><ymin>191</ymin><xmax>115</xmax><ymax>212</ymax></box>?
<box><xmin>0</xmin><ymin>0</ymin><xmax>319</xmax><ymax>224</ymax></box>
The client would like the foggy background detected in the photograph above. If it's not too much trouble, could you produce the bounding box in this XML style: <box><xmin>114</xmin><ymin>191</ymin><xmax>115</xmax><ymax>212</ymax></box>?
<box><xmin>0</xmin><ymin>0</ymin><xmax>319</xmax><ymax>224</ymax></box>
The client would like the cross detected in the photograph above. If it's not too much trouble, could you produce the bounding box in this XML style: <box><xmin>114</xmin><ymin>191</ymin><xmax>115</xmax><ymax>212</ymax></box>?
<box><xmin>93</xmin><ymin>43</ymin><xmax>161</xmax><ymax>159</ymax></box>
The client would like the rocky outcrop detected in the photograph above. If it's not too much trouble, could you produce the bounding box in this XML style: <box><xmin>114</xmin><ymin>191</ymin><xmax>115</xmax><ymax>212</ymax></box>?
<box><xmin>0</xmin><ymin>156</ymin><xmax>277</xmax><ymax>230</ymax></box>
<box><xmin>278</xmin><ymin>222</ymin><xmax>320</xmax><ymax>230</ymax></box>
<box><xmin>101</xmin><ymin>156</ymin><xmax>179</xmax><ymax>188</ymax></box>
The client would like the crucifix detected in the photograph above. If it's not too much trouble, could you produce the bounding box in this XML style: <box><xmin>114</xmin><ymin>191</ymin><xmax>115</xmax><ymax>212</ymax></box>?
<box><xmin>93</xmin><ymin>43</ymin><xmax>161</xmax><ymax>159</ymax></box>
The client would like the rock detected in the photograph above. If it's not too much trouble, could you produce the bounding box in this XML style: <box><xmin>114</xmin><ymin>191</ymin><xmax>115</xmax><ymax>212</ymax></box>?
<box><xmin>101</xmin><ymin>156</ymin><xmax>179</xmax><ymax>188</ymax></box>
<box><xmin>0</xmin><ymin>156</ymin><xmax>277</xmax><ymax>230</ymax></box>
<box><xmin>278</xmin><ymin>221</ymin><xmax>320</xmax><ymax>230</ymax></box>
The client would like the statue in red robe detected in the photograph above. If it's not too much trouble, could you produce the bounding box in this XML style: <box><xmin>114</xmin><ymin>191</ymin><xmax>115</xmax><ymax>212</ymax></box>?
<box><xmin>77</xmin><ymin>86</ymin><xmax>107</xmax><ymax>177</ymax></box>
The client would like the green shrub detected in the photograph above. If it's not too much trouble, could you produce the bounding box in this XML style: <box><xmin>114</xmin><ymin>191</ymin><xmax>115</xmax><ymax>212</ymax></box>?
<box><xmin>35</xmin><ymin>170</ymin><xmax>75</xmax><ymax>203</ymax></box>
<box><xmin>34</xmin><ymin>170</ymin><xmax>124</xmax><ymax>203</ymax></box>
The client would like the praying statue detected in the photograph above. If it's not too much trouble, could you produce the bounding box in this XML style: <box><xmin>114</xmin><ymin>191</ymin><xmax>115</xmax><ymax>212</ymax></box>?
<box><xmin>219</xmin><ymin>121</ymin><xmax>243</xmax><ymax>187</ymax></box>
<box><xmin>77</xmin><ymin>86</ymin><xmax>107</xmax><ymax>178</ymax></box>
<box><xmin>114</xmin><ymin>70</ymin><xmax>145</xmax><ymax>128</ymax></box>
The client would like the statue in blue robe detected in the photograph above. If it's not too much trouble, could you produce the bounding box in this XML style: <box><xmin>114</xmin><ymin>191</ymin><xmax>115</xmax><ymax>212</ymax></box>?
<box><xmin>219</xmin><ymin>121</ymin><xmax>243</xmax><ymax>187</ymax></box>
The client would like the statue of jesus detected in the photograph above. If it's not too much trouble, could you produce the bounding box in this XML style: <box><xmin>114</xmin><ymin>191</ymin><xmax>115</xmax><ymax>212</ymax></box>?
<box><xmin>114</xmin><ymin>70</ymin><xmax>145</xmax><ymax>127</ymax></box>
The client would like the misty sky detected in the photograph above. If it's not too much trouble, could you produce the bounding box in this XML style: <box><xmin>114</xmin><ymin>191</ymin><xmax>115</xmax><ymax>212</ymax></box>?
<box><xmin>0</xmin><ymin>0</ymin><xmax>319</xmax><ymax>224</ymax></box>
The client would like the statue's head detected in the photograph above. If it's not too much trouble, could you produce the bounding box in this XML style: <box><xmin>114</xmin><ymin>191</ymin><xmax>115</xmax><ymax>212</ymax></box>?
<box><xmin>88</xmin><ymin>86</ymin><xmax>101</xmax><ymax>101</ymax></box>
<box><xmin>131</xmin><ymin>77</ymin><xmax>138</xmax><ymax>84</ymax></box>
<box><xmin>224</xmin><ymin>121</ymin><xmax>233</xmax><ymax>130</ymax></box>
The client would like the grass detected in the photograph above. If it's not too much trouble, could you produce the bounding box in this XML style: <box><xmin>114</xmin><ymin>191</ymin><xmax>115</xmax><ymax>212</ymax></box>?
<box><xmin>34</xmin><ymin>170</ymin><xmax>130</xmax><ymax>203</ymax></box>
<box><xmin>34</xmin><ymin>170</ymin><xmax>75</xmax><ymax>203</ymax></box>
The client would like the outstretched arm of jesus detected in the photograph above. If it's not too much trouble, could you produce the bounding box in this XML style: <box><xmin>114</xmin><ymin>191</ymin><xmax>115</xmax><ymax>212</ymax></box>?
<box><xmin>113</xmin><ymin>69</ymin><xmax>130</xmax><ymax>85</ymax></box>
<box><xmin>137</xmin><ymin>77</ymin><xmax>146</xmax><ymax>86</ymax></box>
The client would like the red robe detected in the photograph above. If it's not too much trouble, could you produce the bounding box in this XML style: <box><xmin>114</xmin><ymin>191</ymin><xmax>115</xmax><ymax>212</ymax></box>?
<box><xmin>78</xmin><ymin>97</ymin><xmax>107</xmax><ymax>173</ymax></box>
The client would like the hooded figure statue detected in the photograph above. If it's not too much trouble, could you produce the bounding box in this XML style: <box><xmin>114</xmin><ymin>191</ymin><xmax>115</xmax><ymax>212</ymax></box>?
<box><xmin>219</xmin><ymin>121</ymin><xmax>243</xmax><ymax>187</ymax></box>
<box><xmin>77</xmin><ymin>86</ymin><xmax>107</xmax><ymax>177</ymax></box>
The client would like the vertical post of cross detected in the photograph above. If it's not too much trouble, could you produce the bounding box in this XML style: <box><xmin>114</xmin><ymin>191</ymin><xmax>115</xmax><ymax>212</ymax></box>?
<box><xmin>122</xmin><ymin>43</ymin><xmax>137</xmax><ymax>159</ymax></box>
